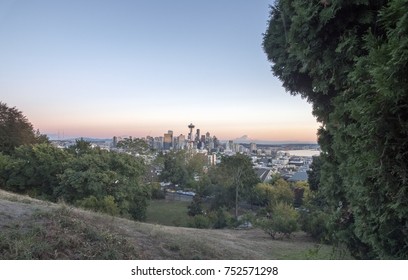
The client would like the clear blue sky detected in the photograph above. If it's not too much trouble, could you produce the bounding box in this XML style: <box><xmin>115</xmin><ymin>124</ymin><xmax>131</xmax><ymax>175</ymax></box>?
<box><xmin>0</xmin><ymin>0</ymin><xmax>319</xmax><ymax>142</ymax></box>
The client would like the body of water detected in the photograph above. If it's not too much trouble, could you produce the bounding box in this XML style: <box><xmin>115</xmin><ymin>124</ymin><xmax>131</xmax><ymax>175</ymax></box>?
<box><xmin>283</xmin><ymin>150</ymin><xmax>321</xmax><ymax>157</ymax></box>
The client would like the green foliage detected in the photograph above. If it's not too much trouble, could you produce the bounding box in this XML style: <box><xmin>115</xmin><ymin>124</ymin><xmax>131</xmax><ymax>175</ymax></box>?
<box><xmin>67</xmin><ymin>138</ymin><xmax>93</xmax><ymax>156</ymax></box>
<box><xmin>254</xmin><ymin>180</ymin><xmax>294</xmax><ymax>206</ymax></box>
<box><xmin>116</xmin><ymin>137</ymin><xmax>150</xmax><ymax>155</ymax></box>
<box><xmin>150</xmin><ymin>182</ymin><xmax>165</xmax><ymax>199</ymax></box>
<box><xmin>0</xmin><ymin>153</ymin><xmax>11</xmax><ymax>188</ymax></box>
<box><xmin>206</xmin><ymin>208</ymin><xmax>237</xmax><ymax>229</ymax></box>
<box><xmin>187</xmin><ymin>194</ymin><xmax>204</xmax><ymax>216</ymax></box>
<box><xmin>299</xmin><ymin>209</ymin><xmax>330</xmax><ymax>242</ymax></box>
<box><xmin>307</xmin><ymin>156</ymin><xmax>322</xmax><ymax>191</ymax></box>
<box><xmin>0</xmin><ymin>102</ymin><xmax>47</xmax><ymax>155</ymax></box>
<box><xmin>0</xmin><ymin>144</ymin><xmax>72</xmax><ymax>199</ymax></box>
<box><xmin>56</xmin><ymin>150</ymin><xmax>149</xmax><ymax>220</ymax></box>
<box><xmin>159</xmin><ymin>151</ymin><xmax>209</xmax><ymax>190</ymax></box>
<box><xmin>264</xmin><ymin>0</ymin><xmax>408</xmax><ymax>259</ymax></box>
<box><xmin>256</xmin><ymin>202</ymin><xmax>299</xmax><ymax>239</ymax></box>
<box><xmin>159</xmin><ymin>150</ymin><xmax>192</xmax><ymax>187</ymax></box>
<box><xmin>0</xmin><ymin>104</ymin><xmax>150</xmax><ymax>221</ymax></box>
<box><xmin>77</xmin><ymin>195</ymin><xmax>120</xmax><ymax>216</ymax></box>
<box><xmin>187</xmin><ymin>153</ymin><xmax>207</xmax><ymax>177</ymax></box>
<box><xmin>189</xmin><ymin>215</ymin><xmax>211</xmax><ymax>229</ymax></box>
<box><xmin>210</xmin><ymin>154</ymin><xmax>260</xmax><ymax>217</ymax></box>
<box><xmin>208</xmin><ymin>184</ymin><xmax>235</xmax><ymax>210</ymax></box>
<box><xmin>293</xmin><ymin>181</ymin><xmax>309</xmax><ymax>208</ymax></box>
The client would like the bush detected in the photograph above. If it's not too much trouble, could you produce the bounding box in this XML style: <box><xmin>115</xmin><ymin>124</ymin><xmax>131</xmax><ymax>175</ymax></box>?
<box><xmin>188</xmin><ymin>195</ymin><xmax>204</xmax><ymax>216</ymax></box>
<box><xmin>253</xmin><ymin>181</ymin><xmax>294</xmax><ymax>207</ymax></box>
<box><xmin>207</xmin><ymin>208</ymin><xmax>236</xmax><ymax>229</ymax></box>
<box><xmin>189</xmin><ymin>215</ymin><xmax>211</xmax><ymax>229</ymax></box>
<box><xmin>150</xmin><ymin>183</ymin><xmax>165</xmax><ymax>200</ymax></box>
<box><xmin>77</xmin><ymin>195</ymin><xmax>119</xmax><ymax>216</ymax></box>
<box><xmin>256</xmin><ymin>202</ymin><xmax>299</xmax><ymax>239</ymax></box>
<box><xmin>299</xmin><ymin>209</ymin><xmax>329</xmax><ymax>242</ymax></box>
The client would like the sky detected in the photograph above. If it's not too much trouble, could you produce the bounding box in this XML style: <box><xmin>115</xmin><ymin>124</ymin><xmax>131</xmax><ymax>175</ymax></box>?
<box><xmin>0</xmin><ymin>0</ymin><xmax>320</xmax><ymax>143</ymax></box>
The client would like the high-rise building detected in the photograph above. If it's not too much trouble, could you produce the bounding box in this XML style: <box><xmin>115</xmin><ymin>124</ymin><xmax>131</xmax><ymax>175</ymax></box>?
<box><xmin>163</xmin><ymin>131</ymin><xmax>173</xmax><ymax>150</ymax></box>
<box><xmin>154</xmin><ymin>137</ymin><xmax>163</xmax><ymax>150</ymax></box>
<box><xmin>112</xmin><ymin>136</ymin><xmax>118</xmax><ymax>148</ymax></box>
<box><xmin>227</xmin><ymin>140</ymin><xmax>234</xmax><ymax>151</ymax></box>
<box><xmin>175</xmin><ymin>134</ymin><xmax>186</xmax><ymax>150</ymax></box>
<box><xmin>195</xmin><ymin>129</ymin><xmax>200</xmax><ymax>142</ymax></box>
<box><xmin>250</xmin><ymin>142</ymin><xmax>257</xmax><ymax>153</ymax></box>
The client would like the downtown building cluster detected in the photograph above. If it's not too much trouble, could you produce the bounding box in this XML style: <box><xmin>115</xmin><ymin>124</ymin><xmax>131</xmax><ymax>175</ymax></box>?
<box><xmin>114</xmin><ymin>123</ymin><xmax>223</xmax><ymax>153</ymax></box>
<box><xmin>51</xmin><ymin>123</ymin><xmax>319</xmax><ymax>184</ymax></box>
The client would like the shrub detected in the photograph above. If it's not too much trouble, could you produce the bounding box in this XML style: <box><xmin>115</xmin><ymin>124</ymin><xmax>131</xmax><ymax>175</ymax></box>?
<box><xmin>256</xmin><ymin>202</ymin><xmax>299</xmax><ymax>239</ymax></box>
<box><xmin>77</xmin><ymin>195</ymin><xmax>119</xmax><ymax>216</ymax></box>
<box><xmin>299</xmin><ymin>209</ymin><xmax>329</xmax><ymax>242</ymax></box>
<box><xmin>189</xmin><ymin>215</ymin><xmax>211</xmax><ymax>229</ymax></box>
<box><xmin>188</xmin><ymin>195</ymin><xmax>204</xmax><ymax>216</ymax></box>
<box><xmin>150</xmin><ymin>183</ymin><xmax>165</xmax><ymax>200</ymax></box>
<box><xmin>207</xmin><ymin>208</ymin><xmax>236</xmax><ymax>229</ymax></box>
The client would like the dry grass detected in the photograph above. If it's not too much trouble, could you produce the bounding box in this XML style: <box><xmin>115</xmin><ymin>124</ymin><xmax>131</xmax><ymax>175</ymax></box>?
<box><xmin>0</xmin><ymin>189</ymin><xmax>349</xmax><ymax>260</ymax></box>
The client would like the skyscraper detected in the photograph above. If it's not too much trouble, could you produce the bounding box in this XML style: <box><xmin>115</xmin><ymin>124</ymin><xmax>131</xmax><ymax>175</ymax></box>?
<box><xmin>175</xmin><ymin>134</ymin><xmax>186</xmax><ymax>150</ymax></box>
<box><xmin>195</xmin><ymin>128</ymin><xmax>201</xmax><ymax>142</ymax></box>
<box><xmin>163</xmin><ymin>130</ymin><xmax>173</xmax><ymax>150</ymax></box>
<box><xmin>250</xmin><ymin>142</ymin><xmax>257</xmax><ymax>154</ymax></box>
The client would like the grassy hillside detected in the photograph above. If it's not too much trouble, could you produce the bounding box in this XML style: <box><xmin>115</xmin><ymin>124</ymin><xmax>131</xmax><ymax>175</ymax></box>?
<box><xmin>146</xmin><ymin>199</ymin><xmax>192</xmax><ymax>227</ymax></box>
<box><xmin>0</xmin><ymin>190</ymin><xmax>350</xmax><ymax>259</ymax></box>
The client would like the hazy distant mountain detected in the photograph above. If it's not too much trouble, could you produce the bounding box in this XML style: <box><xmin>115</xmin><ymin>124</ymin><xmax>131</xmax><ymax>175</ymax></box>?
<box><xmin>233</xmin><ymin>135</ymin><xmax>253</xmax><ymax>143</ymax></box>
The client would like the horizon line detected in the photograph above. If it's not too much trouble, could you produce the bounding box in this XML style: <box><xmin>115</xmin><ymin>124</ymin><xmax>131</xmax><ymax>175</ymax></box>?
<box><xmin>46</xmin><ymin>134</ymin><xmax>318</xmax><ymax>145</ymax></box>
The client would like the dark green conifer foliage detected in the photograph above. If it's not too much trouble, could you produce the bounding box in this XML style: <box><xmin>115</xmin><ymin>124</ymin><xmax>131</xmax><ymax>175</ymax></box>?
<box><xmin>0</xmin><ymin>102</ymin><xmax>46</xmax><ymax>154</ymax></box>
<box><xmin>264</xmin><ymin>0</ymin><xmax>408</xmax><ymax>259</ymax></box>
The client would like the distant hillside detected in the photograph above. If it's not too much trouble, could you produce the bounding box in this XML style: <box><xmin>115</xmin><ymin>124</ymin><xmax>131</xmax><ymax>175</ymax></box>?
<box><xmin>0</xmin><ymin>190</ymin><xmax>346</xmax><ymax>260</ymax></box>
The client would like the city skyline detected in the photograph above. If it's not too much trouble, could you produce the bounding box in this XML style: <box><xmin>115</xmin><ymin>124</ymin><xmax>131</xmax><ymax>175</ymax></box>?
<box><xmin>0</xmin><ymin>0</ymin><xmax>319</xmax><ymax>142</ymax></box>
<box><xmin>48</xmin><ymin>122</ymin><xmax>318</xmax><ymax>145</ymax></box>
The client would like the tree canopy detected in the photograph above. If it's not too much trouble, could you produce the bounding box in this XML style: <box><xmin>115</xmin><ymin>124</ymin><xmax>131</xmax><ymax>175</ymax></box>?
<box><xmin>116</xmin><ymin>137</ymin><xmax>150</xmax><ymax>155</ymax></box>
<box><xmin>264</xmin><ymin>0</ymin><xmax>408</xmax><ymax>259</ymax></box>
<box><xmin>0</xmin><ymin>103</ymin><xmax>151</xmax><ymax>221</ymax></box>
<box><xmin>0</xmin><ymin>102</ymin><xmax>47</xmax><ymax>154</ymax></box>
<box><xmin>211</xmin><ymin>154</ymin><xmax>259</xmax><ymax>218</ymax></box>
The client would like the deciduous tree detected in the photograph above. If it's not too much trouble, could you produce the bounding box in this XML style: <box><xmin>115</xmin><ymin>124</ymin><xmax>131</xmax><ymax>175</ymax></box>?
<box><xmin>212</xmin><ymin>154</ymin><xmax>259</xmax><ymax>219</ymax></box>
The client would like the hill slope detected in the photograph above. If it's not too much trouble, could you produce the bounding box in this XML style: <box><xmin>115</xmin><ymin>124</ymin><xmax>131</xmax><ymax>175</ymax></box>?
<box><xmin>0</xmin><ymin>190</ymin><xmax>343</xmax><ymax>259</ymax></box>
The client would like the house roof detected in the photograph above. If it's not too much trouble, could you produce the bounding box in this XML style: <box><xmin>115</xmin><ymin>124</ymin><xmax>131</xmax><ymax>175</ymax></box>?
<box><xmin>288</xmin><ymin>171</ymin><xmax>308</xmax><ymax>182</ymax></box>
<box><xmin>255</xmin><ymin>168</ymin><xmax>272</xmax><ymax>182</ymax></box>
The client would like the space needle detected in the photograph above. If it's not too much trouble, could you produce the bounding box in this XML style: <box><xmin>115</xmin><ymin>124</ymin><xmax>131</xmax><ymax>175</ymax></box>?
<box><xmin>188</xmin><ymin>123</ymin><xmax>195</xmax><ymax>142</ymax></box>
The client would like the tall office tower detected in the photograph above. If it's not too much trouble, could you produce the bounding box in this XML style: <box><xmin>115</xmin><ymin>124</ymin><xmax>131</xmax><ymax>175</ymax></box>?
<box><xmin>112</xmin><ymin>136</ymin><xmax>118</xmax><ymax>148</ymax></box>
<box><xmin>163</xmin><ymin>131</ymin><xmax>173</xmax><ymax>150</ymax></box>
<box><xmin>200</xmin><ymin>135</ymin><xmax>206</xmax><ymax>143</ymax></box>
<box><xmin>168</xmin><ymin>130</ymin><xmax>173</xmax><ymax>145</ymax></box>
<box><xmin>205</xmin><ymin>132</ymin><xmax>210</xmax><ymax>142</ymax></box>
<box><xmin>175</xmin><ymin>134</ymin><xmax>186</xmax><ymax>150</ymax></box>
<box><xmin>228</xmin><ymin>140</ymin><xmax>234</xmax><ymax>151</ymax></box>
<box><xmin>195</xmin><ymin>129</ymin><xmax>200</xmax><ymax>142</ymax></box>
<box><xmin>250</xmin><ymin>142</ymin><xmax>257</xmax><ymax>154</ymax></box>
<box><xmin>188</xmin><ymin>123</ymin><xmax>195</xmax><ymax>142</ymax></box>
<box><xmin>154</xmin><ymin>137</ymin><xmax>163</xmax><ymax>150</ymax></box>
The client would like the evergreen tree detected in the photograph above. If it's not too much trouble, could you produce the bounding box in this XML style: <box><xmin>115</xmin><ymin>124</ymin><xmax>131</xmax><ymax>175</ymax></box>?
<box><xmin>0</xmin><ymin>102</ymin><xmax>42</xmax><ymax>154</ymax></box>
<box><xmin>263</xmin><ymin>0</ymin><xmax>408</xmax><ymax>259</ymax></box>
